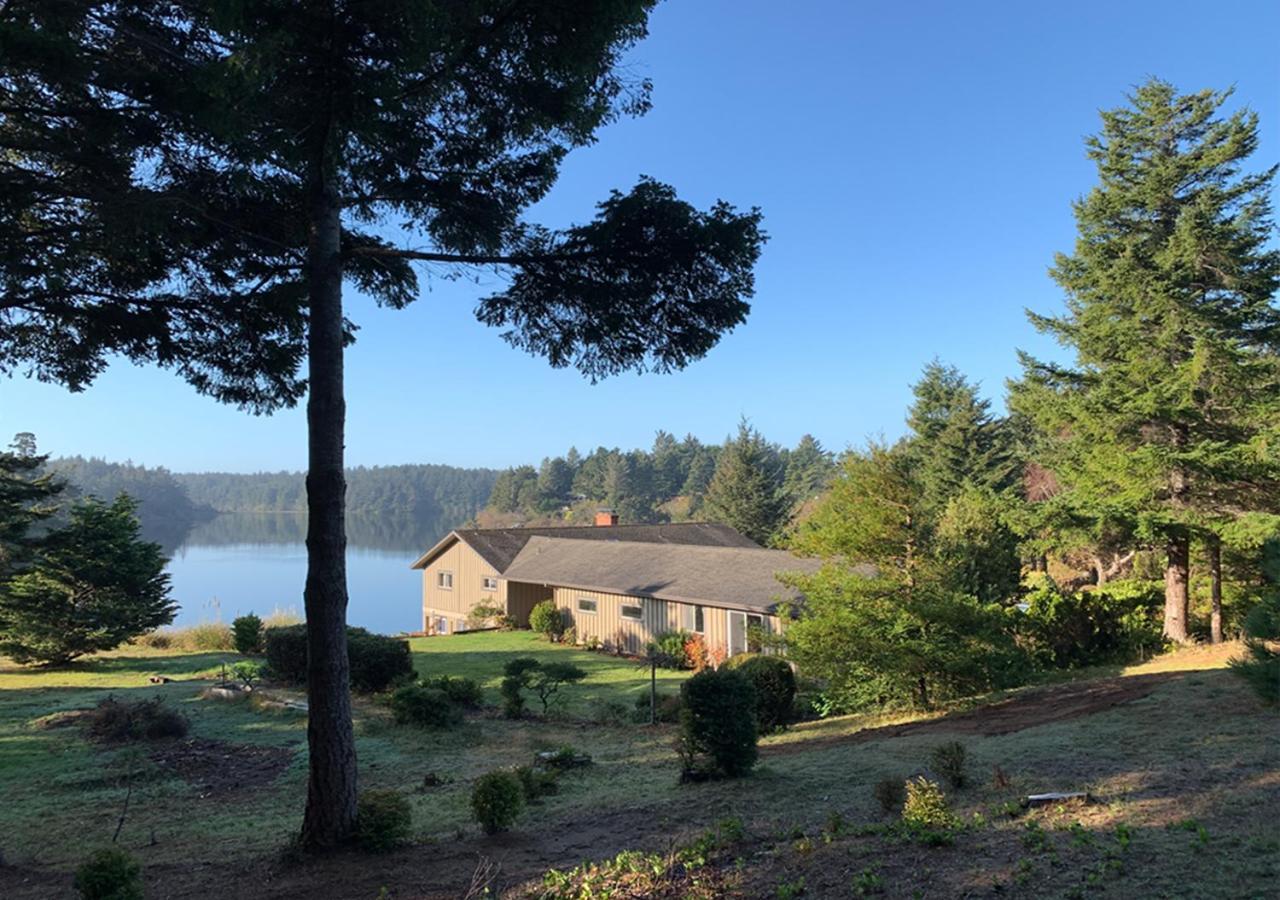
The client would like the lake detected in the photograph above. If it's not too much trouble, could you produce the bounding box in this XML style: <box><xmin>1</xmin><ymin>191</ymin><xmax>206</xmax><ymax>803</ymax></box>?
<box><xmin>165</xmin><ymin>513</ymin><xmax>446</xmax><ymax>635</ymax></box>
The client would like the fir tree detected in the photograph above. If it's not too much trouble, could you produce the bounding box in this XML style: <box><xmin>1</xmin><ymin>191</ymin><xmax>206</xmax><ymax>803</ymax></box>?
<box><xmin>702</xmin><ymin>421</ymin><xmax>789</xmax><ymax>545</ymax></box>
<box><xmin>1012</xmin><ymin>80</ymin><xmax>1280</xmax><ymax>642</ymax></box>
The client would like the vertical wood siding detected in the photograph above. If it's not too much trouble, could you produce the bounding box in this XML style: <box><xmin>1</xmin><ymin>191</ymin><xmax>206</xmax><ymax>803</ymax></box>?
<box><xmin>420</xmin><ymin>540</ymin><xmax>502</xmax><ymax>633</ymax></box>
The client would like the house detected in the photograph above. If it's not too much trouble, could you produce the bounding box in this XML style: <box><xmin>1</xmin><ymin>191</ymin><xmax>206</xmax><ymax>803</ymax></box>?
<box><xmin>409</xmin><ymin>511</ymin><xmax>821</xmax><ymax>656</ymax></box>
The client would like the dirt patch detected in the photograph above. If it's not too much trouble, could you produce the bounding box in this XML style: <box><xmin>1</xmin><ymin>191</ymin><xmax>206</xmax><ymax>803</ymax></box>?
<box><xmin>767</xmin><ymin>672</ymin><xmax>1179</xmax><ymax>756</ymax></box>
<box><xmin>148</xmin><ymin>738</ymin><xmax>294</xmax><ymax>797</ymax></box>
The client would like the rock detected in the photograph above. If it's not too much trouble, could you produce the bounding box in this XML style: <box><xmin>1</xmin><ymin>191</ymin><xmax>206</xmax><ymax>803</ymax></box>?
<box><xmin>1025</xmin><ymin>791</ymin><xmax>1090</xmax><ymax>806</ymax></box>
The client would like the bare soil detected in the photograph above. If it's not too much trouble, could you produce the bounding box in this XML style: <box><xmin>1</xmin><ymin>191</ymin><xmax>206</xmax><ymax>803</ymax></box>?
<box><xmin>766</xmin><ymin>671</ymin><xmax>1178</xmax><ymax>756</ymax></box>
<box><xmin>148</xmin><ymin>738</ymin><xmax>295</xmax><ymax>798</ymax></box>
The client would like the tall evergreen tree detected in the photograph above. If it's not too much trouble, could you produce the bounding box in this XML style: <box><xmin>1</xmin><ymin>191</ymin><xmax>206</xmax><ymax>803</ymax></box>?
<box><xmin>1012</xmin><ymin>80</ymin><xmax>1280</xmax><ymax>643</ymax></box>
<box><xmin>0</xmin><ymin>434</ymin><xmax>64</xmax><ymax>575</ymax></box>
<box><xmin>782</xmin><ymin>434</ymin><xmax>836</xmax><ymax>501</ymax></box>
<box><xmin>702</xmin><ymin>421</ymin><xmax>789</xmax><ymax>545</ymax></box>
<box><xmin>1</xmin><ymin>2</ymin><xmax>763</xmax><ymax>847</ymax></box>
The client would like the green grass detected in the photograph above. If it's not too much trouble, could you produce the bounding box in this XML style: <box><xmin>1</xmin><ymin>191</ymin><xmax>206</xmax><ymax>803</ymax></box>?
<box><xmin>1</xmin><ymin>633</ymin><xmax>1275</xmax><ymax>899</ymax></box>
<box><xmin>409</xmin><ymin>630</ymin><xmax>692</xmax><ymax>715</ymax></box>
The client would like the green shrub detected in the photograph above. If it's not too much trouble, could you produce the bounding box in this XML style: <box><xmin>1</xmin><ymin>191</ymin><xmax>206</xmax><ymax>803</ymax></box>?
<box><xmin>930</xmin><ymin>740</ymin><xmax>968</xmax><ymax>789</ymax></box>
<box><xmin>85</xmin><ymin>696</ymin><xmax>188</xmax><ymax>743</ymax></box>
<box><xmin>500</xmin><ymin>656</ymin><xmax>540</xmax><ymax>718</ymax></box>
<box><xmin>724</xmin><ymin>654</ymin><xmax>796</xmax><ymax>732</ymax></box>
<box><xmin>356</xmin><ymin>789</ymin><xmax>413</xmax><ymax>852</ymax></box>
<box><xmin>593</xmin><ymin>699</ymin><xmax>631</xmax><ymax>725</ymax></box>
<box><xmin>264</xmin><ymin>624</ymin><xmax>412</xmax><ymax>692</ymax></box>
<box><xmin>1017</xmin><ymin>579</ymin><xmax>1163</xmax><ymax>669</ymax></box>
<box><xmin>514</xmin><ymin>765</ymin><xmax>558</xmax><ymax>801</ymax></box>
<box><xmin>472</xmin><ymin>770</ymin><xmax>525</xmax><ymax>834</ymax></box>
<box><xmin>678</xmin><ymin>668</ymin><xmax>758</xmax><ymax>779</ymax></box>
<box><xmin>420</xmin><ymin>675</ymin><xmax>483</xmax><ymax>708</ymax></box>
<box><xmin>874</xmin><ymin>777</ymin><xmax>906</xmax><ymax>815</ymax></box>
<box><xmin>529</xmin><ymin>600</ymin><xmax>566</xmax><ymax>641</ymax></box>
<box><xmin>466</xmin><ymin>603</ymin><xmax>507</xmax><ymax>629</ymax></box>
<box><xmin>229</xmin><ymin>660</ymin><xmax>262</xmax><ymax>689</ymax></box>
<box><xmin>74</xmin><ymin>848</ymin><xmax>143</xmax><ymax>900</ymax></box>
<box><xmin>646</xmin><ymin>630</ymin><xmax>693</xmax><ymax>669</ymax></box>
<box><xmin>232</xmin><ymin>613</ymin><xmax>264</xmax><ymax>654</ymax></box>
<box><xmin>390</xmin><ymin>684</ymin><xmax>462</xmax><ymax>728</ymax></box>
<box><xmin>901</xmin><ymin>777</ymin><xmax>959</xmax><ymax>839</ymax></box>
<box><xmin>632</xmin><ymin>691</ymin><xmax>682</xmax><ymax>723</ymax></box>
<box><xmin>1230</xmin><ymin>550</ymin><xmax>1280</xmax><ymax>704</ymax></box>
<box><xmin>499</xmin><ymin>657</ymin><xmax>586</xmax><ymax>715</ymax></box>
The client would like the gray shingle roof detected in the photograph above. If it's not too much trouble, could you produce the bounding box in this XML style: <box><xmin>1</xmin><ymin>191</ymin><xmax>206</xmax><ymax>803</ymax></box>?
<box><xmin>500</xmin><ymin>536</ymin><xmax>824</xmax><ymax>614</ymax></box>
<box><xmin>411</xmin><ymin>522</ymin><xmax>759</xmax><ymax>572</ymax></box>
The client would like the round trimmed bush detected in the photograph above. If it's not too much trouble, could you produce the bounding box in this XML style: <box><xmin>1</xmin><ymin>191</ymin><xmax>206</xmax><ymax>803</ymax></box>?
<box><xmin>421</xmin><ymin>675</ymin><xmax>483</xmax><ymax>708</ymax></box>
<box><xmin>528</xmin><ymin>600</ymin><xmax>566</xmax><ymax>641</ymax></box>
<box><xmin>725</xmin><ymin>654</ymin><xmax>797</xmax><ymax>733</ymax></box>
<box><xmin>390</xmin><ymin>684</ymin><xmax>462</xmax><ymax>728</ymax></box>
<box><xmin>74</xmin><ymin>848</ymin><xmax>143</xmax><ymax>900</ymax></box>
<box><xmin>264</xmin><ymin>624</ymin><xmax>413</xmax><ymax>692</ymax></box>
<box><xmin>678</xmin><ymin>667</ymin><xmax>758</xmax><ymax>779</ymax></box>
<box><xmin>357</xmin><ymin>789</ymin><xmax>413</xmax><ymax>852</ymax></box>
<box><xmin>471</xmin><ymin>769</ymin><xmax>525</xmax><ymax>834</ymax></box>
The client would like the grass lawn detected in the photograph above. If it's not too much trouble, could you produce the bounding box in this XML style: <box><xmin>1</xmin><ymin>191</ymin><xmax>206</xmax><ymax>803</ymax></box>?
<box><xmin>1</xmin><ymin>634</ymin><xmax>1275</xmax><ymax>899</ymax></box>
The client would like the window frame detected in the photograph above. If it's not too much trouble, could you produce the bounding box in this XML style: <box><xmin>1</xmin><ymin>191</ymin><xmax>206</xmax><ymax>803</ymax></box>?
<box><xmin>576</xmin><ymin>597</ymin><xmax>598</xmax><ymax>614</ymax></box>
<box><xmin>620</xmin><ymin>602</ymin><xmax>643</xmax><ymax>621</ymax></box>
<box><xmin>436</xmin><ymin>570</ymin><xmax>453</xmax><ymax>590</ymax></box>
<box><xmin>481</xmin><ymin>575</ymin><xmax>498</xmax><ymax>591</ymax></box>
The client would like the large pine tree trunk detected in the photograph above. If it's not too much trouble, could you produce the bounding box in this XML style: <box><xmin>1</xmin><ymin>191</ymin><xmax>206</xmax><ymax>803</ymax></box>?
<box><xmin>299</xmin><ymin>150</ymin><xmax>358</xmax><ymax>850</ymax></box>
<box><xmin>1163</xmin><ymin>531</ymin><xmax>1191</xmax><ymax>643</ymax></box>
<box><xmin>1208</xmin><ymin>536</ymin><xmax>1223</xmax><ymax>644</ymax></box>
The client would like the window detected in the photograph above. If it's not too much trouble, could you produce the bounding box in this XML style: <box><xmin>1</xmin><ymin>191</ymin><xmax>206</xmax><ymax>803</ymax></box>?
<box><xmin>682</xmin><ymin>604</ymin><xmax>705</xmax><ymax>633</ymax></box>
<box><xmin>621</xmin><ymin>603</ymin><xmax>643</xmax><ymax>621</ymax></box>
<box><xmin>436</xmin><ymin>570</ymin><xmax>453</xmax><ymax>589</ymax></box>
<box><xmin>576</xmin><ymin>597</ymin><xmax>598</xmax><ymax>614</ymax></box>
<box><xmin>482</xmin><ymin>576</ymin><xmax>498</xmax><ymax>591</ymax></box>
<box><xmin>746</xmin><ymin>614</ymin><xmax>765</xmax><ymax>652</ymax></box>
<box><xmin>436</xmin><ymin>616</ymin><xmax>449</xmax><ymax>635</ymax></box>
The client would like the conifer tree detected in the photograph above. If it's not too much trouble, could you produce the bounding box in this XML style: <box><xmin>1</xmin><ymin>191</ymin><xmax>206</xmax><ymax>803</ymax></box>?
<box><xmin>702</xmin><ymin>421</ymin><xmax>789</xmax><ymax>545</ymax></box>
<box><xmin>1012</xmin><ymin>80</ymin><xmax>1280</xmax><ymax>642</ymax></box>
<box><xmin>1</xmin><ymin>2</ymin><xmax>763</xmax><ymax>847</ymax></box>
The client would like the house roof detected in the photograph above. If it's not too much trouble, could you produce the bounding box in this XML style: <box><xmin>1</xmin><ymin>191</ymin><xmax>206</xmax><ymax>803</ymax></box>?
<box><xmin>409</xmin><ymin>522</ymin><xmax>759</xmax><ymax>572</ymax></box>
<box><xmin>500</xmin><ymin>536</ymin><xmax>825</xmax><ymax>614</ymax></box>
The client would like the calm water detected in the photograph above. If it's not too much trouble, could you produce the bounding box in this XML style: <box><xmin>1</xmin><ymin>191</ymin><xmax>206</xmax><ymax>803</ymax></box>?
<box><xmin>165</xmin><ymin>513</ymin><xmax>442</xmax><ymax>634</ymax></box>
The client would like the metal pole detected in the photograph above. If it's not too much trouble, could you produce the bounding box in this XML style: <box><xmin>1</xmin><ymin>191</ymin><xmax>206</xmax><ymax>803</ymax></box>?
<box><xmin>649</xmin><ymin>655</ymin><xmax>657</xmax><ymax>726</ymax></box>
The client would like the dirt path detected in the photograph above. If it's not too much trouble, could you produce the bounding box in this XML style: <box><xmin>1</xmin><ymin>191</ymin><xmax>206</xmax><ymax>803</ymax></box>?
<box><xmin>766</xmin><ymin>671</ymin><xmax>1179</xmax><ymax>756</ymax></box>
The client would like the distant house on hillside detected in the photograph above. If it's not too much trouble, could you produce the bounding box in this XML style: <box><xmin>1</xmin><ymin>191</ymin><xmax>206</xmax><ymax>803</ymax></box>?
<box><xmin>409</xmin><ymin>510</ymin><xmax>821</xmax><ymax>656</ymax></box>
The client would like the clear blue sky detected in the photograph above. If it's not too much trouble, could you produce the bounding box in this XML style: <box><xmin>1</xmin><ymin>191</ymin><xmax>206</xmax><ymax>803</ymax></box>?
<box><xmin>4</xmin><ymin>0</ymin><xmax>1278</xmax><ymax>473</ymax></box>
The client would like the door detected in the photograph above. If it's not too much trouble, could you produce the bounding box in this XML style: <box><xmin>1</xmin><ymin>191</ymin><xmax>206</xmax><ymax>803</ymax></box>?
<box><xmin>727</xmin><ymin>611</ymin><xmax>747</xmax><ymax>656</ymax></box>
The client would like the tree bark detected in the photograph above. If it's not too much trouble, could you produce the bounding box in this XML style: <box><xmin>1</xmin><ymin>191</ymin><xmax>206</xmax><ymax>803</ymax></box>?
<box><xmin>1207</xmin><ymin>535</ymin><xmax>1223</xmax><ymax>644</ymax></box>
<box><xmin>1163</xmin><ymin>531</ymin><xmax>1191</xmax><ymax>643</ymax></box>
<box><xmin>299</xmin><ymin>140</ymin><xmax>358</xmax><ymax>850</ymax></box>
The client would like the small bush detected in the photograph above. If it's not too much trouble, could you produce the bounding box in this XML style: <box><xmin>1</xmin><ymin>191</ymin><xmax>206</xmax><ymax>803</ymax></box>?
<box><xmin>901</xmin><ymin>777</ymin><xmax>959</xmax><ymax>836</ymax></box>
<box><xmin>529</xmin><ymin>600</ymin><xmax>567</xmax><ymax>641</ymax></box>
<box><xmin>356</xmin><ymin>789</ymin><xmax>413</xmax><ymax>852</ymax></box>
<box><xmin>678</xmin><ymin>668</ymin><xmax>758</xmax><ymax>779</ymax></box>
<box><xmin>466</xmin><ymin>603</ymin><xmax>507</xmax><ymax>630</ymax></box>
<box><xmin>593</xmin><ymin>699</ymin><xmax>631</xmax><ymax>725</ymax></box>
<box><xmin>472</xmin><ymin>770</ymin><xmax>525</xmax><ymax>834</ymax></box>
<box><xmin>85</xmin><ymin>696</ymin><xmax>189</xmax><ymax>743</ymax></box>
<box><xmin>632</xmin><ymin>691</ymin><xmax>682</xmax><ymax>724</ymax></box>
<box><xmin>264</xmin><ymin>624</ymin><xmax>412</xmax><ymax>692</ymax></box>
<box><xmin>232</xmin><ymin>613</ymin><xmax>264</xmax><ymax>654</ymax></box>
<box><xmin>724</xmin><ymin>654</ymin><xmax>796</xmax><ymax>733</ymax></box>
<box><xmin>1230</xmin><ymin>564</ymin><xmax>1280</xmax><ymax>703</ymax></box>
<box><xmin>500</xmin><ymin>656</ymin><xmax>540</xmax><ymax>718</ymax></box>
<box><xmin>930</xmin><ymin>740</ymin><xmax>968</xmax><ymax>789</ymax></box>
<box><xmin>420</xmin><ymin>675</ymin><xmax>483</xmax><ymax>708</ymax></box>
<box><xmin>229</xmin><ymin>660</ymin><xmax>262</xmax><ymax>689</ymax></box>
<box><xmin>874</xmin><ymin>777</ymin><xmax>906</xmax><ymax>815</ymax></box>
<box><xmin>74</xmin><ymin>848</ymin><xmax>143</xmax><ymax>900</ymax></box>
<box><xmin>647</xmin><ymin>630</ymin><xmax>693</xmax><ymax>669</ymax></box>
<box><xmin>390</xmin><ymin>684</ymin><xmax>462</xmax><ymax>728</ymax></box>
<box><xmin>514</xmin><ymin>765</ymin><xmax>558</xmax><ymax>801</ymax></box>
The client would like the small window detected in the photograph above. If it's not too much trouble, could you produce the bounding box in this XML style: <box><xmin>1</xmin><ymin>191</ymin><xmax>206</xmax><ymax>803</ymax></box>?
<box><xmin>746</xmin><ymin>614</ymin><xmax>765</xmax><ymax>652</ymax></box>
<box><xmin>482</xmin><ymin>576</ymin><xmax>498</xmax><ymax>591</ymax></box>
<box><xmin>621</xmin><ymin>603</ymin><xmax>643</xmax><ymax>621</ymax></box>
<box><xmin>683</xmin><ymin>604</ymin><xmax>705</xmax><ymax>633</ymax></box>
<box><xmin>576</xmin><ymin>597</ymin><xmax>598</xmax><ymax>614</ymax></box>
<box><xmin>436</xmin><ymin>571</ymin><xmax>453</xmax><ymax>590</ymax></box>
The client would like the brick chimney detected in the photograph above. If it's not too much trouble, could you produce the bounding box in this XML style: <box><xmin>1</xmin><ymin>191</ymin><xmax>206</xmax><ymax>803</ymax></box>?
<box><xmin>594</xmin><ymin>508</ymin><xmax>618</xmax><ymax>527</ymax></box>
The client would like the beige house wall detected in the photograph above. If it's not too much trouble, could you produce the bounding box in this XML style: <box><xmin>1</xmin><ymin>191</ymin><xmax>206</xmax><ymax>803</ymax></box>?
<box><xmin>547</xmin><ymin>585</ymin><xmax>780</xmax><ymax>656</ymax></box>
<box><xmin>420</xmin><ymin>541</ymin><xmax>503</xmax><ymax>634</ymax></box>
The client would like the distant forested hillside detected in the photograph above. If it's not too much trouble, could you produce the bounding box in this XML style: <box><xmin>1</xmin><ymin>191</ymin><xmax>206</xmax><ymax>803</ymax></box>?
<box><xmin>178</xmin><ymin>464</ymin><xmax>499</xmax><ymax>526</ymax></box>
<box><xmin>48</xmin><ymin>456</ymin><xmax>216</xmax><ymax>550</ymax></box>
<box><xmin>480</xmin><ymin>428</ymin><xmax>836</xmax><ymax>537</ymax></box>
